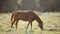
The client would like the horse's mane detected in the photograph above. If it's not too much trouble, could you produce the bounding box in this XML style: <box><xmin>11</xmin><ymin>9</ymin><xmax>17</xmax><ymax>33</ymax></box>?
<box><xmin>15</xmin><ymin>10</ymin><xmax>33</xmax><ymax>12</ymax></box>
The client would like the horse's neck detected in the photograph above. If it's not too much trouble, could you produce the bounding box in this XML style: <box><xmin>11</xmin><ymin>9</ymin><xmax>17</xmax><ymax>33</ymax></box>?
<box><xmin>35</xmin><ymin>15</ymin><xmax>42</xmax><ymax>24</ymax></box>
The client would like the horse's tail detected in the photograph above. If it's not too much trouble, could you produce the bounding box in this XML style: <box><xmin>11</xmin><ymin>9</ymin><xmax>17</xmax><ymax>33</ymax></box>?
<box><xmin>10</xmin><ymin>12</ymin><xmax>14</xmax><ymax>23</ymax></box>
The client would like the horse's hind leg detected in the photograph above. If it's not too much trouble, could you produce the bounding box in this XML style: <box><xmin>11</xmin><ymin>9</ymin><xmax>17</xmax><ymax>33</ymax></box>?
<box><xmin>15</xmin><ymin>20</ymin><xmax>19</xmax><ymax>29</ymax></box>
<box><xmin>31</xmin><ymin>22</ymin><xmax>32</xmax><ymax>30</ymax></box>
<box><xmin>11</xmin><ymin>20</ymin><xmax>15</xmax><ymax>29</ymax></box>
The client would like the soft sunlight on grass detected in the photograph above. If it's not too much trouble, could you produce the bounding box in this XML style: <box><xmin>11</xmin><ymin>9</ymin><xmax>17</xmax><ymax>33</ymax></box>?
<box><xmin>0</xmin><ymin>12</ymin><xmax>60</xmax><ymax>34</ymax></box>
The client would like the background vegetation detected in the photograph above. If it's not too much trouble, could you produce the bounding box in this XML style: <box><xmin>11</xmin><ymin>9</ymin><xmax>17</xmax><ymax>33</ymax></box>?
<box><xmin>0</xmin><ymin>0</ymin><xmax>60</xmax><ymax>13</ymax></box>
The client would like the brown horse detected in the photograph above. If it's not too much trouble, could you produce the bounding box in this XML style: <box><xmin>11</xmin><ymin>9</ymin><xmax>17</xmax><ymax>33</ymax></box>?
<box><xmin>10</xmin><ymin>10</ymin><xmax>43</xmax><ymax>30</ymax></box>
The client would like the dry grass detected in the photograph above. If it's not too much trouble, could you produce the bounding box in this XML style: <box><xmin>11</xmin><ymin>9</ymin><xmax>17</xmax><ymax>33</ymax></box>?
<box><xmin>0</xmin><ymin>12</ymin><xmax>60</xmax><ymax>34</ymax></box>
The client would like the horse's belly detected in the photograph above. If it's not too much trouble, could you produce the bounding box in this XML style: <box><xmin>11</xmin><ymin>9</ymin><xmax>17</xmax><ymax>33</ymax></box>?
<box><xmin>20</xmin><ymin>18</ymin><xmax>28</xmax><ymax>21</ymax></box>
<box><xmin>19</xmin><ymin>16</ymin><xmax>29</xmax><ymax>21</ymax></box>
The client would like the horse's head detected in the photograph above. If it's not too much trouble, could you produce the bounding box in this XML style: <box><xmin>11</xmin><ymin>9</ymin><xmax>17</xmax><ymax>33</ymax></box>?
<box><xmin>38</xmin><ymin>21</ymin><xmax>43</xmax><ymax>30</ymax></box>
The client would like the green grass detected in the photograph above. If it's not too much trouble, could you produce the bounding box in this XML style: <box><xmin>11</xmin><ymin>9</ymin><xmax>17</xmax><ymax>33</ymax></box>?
<box><xmin>0</xmin><ymin>12</ymin><xmax>60</xmax><ymax>34</ymax></box>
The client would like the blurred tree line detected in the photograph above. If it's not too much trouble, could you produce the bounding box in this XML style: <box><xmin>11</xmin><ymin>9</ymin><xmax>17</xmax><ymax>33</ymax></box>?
<box><xmin>40</xmin><ymin>0</ymin><xmax>60</xmax><ymax>11</ymax></box>
<box><xmin>0</xmin><ymin>0</ymin><xmax>60</xmax><ymax>13</ymax></box>
<box><xmin>0</xmin><ymin>0</ymin><xmax>18</xmax><ymax>13</ymax></box>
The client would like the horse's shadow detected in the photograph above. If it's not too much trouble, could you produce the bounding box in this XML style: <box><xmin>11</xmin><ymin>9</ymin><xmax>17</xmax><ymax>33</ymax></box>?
<box><xmin>25</xmin><ymin>29</ymin><xmax>34</xmax><ymax>34</ymax></box>
<box><xmin>25</xmin><ymin>29</ymin><xmax>43</xmax><ymax>34</ymax></box>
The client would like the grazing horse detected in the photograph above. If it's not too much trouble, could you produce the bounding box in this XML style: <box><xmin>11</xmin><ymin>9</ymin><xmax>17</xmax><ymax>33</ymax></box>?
<box><xmin>10</xmin><ymin>10</ymin><xmax>43</xmax><ymax>30</ymax></box>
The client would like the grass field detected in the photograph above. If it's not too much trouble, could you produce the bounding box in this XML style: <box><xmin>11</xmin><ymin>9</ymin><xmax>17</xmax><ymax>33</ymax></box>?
<box><xmin>0</xmin><ymin>11</ymin><xmax>60</xmax><ymax>34</ymax></box>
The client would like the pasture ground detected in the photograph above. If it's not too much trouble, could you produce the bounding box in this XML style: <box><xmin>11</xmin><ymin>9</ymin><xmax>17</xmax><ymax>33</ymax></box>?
<box><xmin>0</xmin><ymin>11</ymin><xmax>60</xmax><ymax>34</ymax></box>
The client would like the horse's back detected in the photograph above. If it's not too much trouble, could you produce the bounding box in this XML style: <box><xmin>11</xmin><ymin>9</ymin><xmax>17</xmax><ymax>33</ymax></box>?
<box><xmin>13</xmin><ymin>10</ymin><xmax>35</xmax><ymax>15</ymax></box>
<box><xmin>12</xmin><ymin>10</ymin><xmax>35</xmax><ymax>20</ymax></box>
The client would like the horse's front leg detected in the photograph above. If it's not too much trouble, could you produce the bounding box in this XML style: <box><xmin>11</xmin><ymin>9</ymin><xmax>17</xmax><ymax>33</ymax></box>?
<box><xmin>26</xmin><ymin>21</ymin><xmax>32</xmax><ymax>30</ymax></box>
